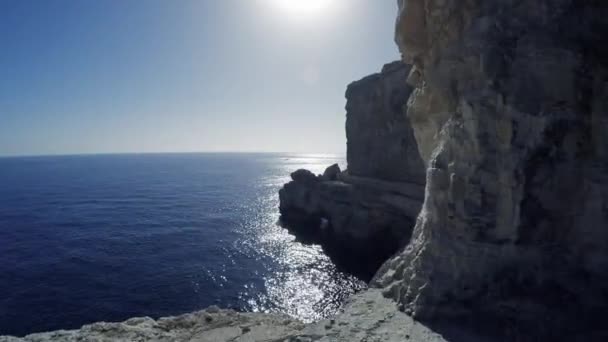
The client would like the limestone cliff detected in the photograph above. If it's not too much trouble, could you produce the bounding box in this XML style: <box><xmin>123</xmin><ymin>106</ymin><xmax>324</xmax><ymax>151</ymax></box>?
<box><xmin>373</xmin><ymin>0</ymin><xmax>608</xmax><ymax>339</ymax></box>
<box><xmin>281</xmin><ymin>0</ymin><xmax>608</xmax><ymax>339</ymax></box>
<box><xmin>346</xmin><ymin>61</ymin><xmax>426</xmax><ymax>184</ymax></box>
<box><xmin>279</xmin><ymin>61</ymin><xmax>426</xmax><ymax>275</ymax></box>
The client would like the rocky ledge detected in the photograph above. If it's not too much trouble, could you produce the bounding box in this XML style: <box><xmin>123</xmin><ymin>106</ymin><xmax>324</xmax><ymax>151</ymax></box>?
<box><xmin>1</xmin><ymin>291</ymin><xmax>472</xmax><ymax>342</ymax></box>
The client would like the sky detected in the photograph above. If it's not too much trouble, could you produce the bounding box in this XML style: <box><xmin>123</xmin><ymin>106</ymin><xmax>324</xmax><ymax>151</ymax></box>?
<box><xmin>0</xmin><ymin>0</ymin><xmax>400</xmax><ymax>156</ymax></box>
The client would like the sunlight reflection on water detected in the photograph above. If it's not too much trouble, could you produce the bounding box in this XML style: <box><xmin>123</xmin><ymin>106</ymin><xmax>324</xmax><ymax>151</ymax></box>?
<box><xmin>235</xmin><ymin>154</ymin><xmax>365</xmax><ymax>323</ymax></box>
<box><xmin>0</xmin><ymin>153</ymin><xmax>363</xmax><ymax>336</ymax></box>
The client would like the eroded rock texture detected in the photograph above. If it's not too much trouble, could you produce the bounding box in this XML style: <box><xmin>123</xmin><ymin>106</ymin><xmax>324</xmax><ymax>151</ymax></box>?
<box><xmin>5</xmin><ymin>2</ymin><xmax>608</xmax><ymax>341</ymax></box>
<box><xmin>279</xmin><ymin>166</ymin><xmax>425</xmax><ymax>276</ymax></box>
<box><xmin>0</xmin><ymin>308</ymin><xmax>305</xmax><ymax>342</ymax></box>
<box><xmin>279</xmin><ymin>62</ymin><xmax>426</xmax><ymax>275</ymax></box>
<box><xmin>374</xmin><ymin>0</ymin><xmax>608</xmax><ymax>339</ymax></box>
<box><xmin>1</xmin><ymin>291</ymin><xmax>462</xmax><ymax>342</ymax></box>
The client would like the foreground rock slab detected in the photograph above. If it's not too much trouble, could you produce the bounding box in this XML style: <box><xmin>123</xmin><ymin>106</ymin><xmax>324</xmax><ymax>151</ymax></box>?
<box><xmin>2</xmin><ymin>290</ymin><xmax>482</xmax><ymax>342</ymax></box>
<box><xmin>0</xmin><ymin>309</ymin><xmax>304</xmax><ymax>342</ymax></box>
<box><xmin>289</xmin><ymin>290</ymin><xmax>490</xmax><ymax>342</ymax></box>
<box><xmin>278</xmin><ymin>62</ymin><xmax>427</xmax><ymax>275</ymax></box>
<box><xmin>374</xmin><ymin>0</ymin><xmax>608</xmax><ymax>339</ymax></box>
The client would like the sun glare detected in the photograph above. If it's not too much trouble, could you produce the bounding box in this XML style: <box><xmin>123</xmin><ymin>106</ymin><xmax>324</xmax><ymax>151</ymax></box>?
<box><xmin>271</xmin><ymin>0</ymin><xmax>333</xmax><ymax>15</ymax></box>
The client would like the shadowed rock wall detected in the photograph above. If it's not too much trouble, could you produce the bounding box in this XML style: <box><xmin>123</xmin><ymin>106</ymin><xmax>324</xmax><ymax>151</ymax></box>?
<box><xmin>346</xmin><ymin>61</ymin><xmax>426</xmax><ymax>184</ymax></box>
<box><xmin>373</xmin><ymin>0</ymin><xmax>608</xmax><ymax>339</ymax></box>
<box><xmin>279</xmin><ymin>62</ymin><xmax>427</xmax><ymax>276</ymax></box>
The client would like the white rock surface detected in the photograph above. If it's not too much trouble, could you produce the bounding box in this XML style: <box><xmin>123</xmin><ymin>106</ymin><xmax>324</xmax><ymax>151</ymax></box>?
<box><xmin>3</xmin><ymin>291</ymin><xmax>489</xmax><ymax>342</ymax></box>
<box><xmin>374</xmin><ymin>0</ymin><xmax>608</xmax><ymax>339</ymax></box>
<box><xmin>0</xmin><ymin>308</ymin><xmax>304</xmax><ymax>342</ymax></box>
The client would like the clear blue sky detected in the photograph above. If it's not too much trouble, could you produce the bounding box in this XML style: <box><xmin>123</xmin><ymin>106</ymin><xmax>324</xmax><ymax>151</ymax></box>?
<box><xmin>0</xmin><ymin>0</ymin><xmax>400</xmax><ymax>156</ymax></box>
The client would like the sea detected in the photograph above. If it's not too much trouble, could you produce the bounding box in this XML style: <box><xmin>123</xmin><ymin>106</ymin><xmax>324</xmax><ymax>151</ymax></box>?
<box><xmin>0</xmin><ymin>153</ymin><xmax>365</xmax><ymax>337</ymax></box>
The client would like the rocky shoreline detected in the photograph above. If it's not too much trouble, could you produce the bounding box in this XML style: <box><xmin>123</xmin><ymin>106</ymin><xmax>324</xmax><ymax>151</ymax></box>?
<box><xmin>4</xmin><ymin>0</ymin><xmax>608</xmax><ymax>341</ymax></box>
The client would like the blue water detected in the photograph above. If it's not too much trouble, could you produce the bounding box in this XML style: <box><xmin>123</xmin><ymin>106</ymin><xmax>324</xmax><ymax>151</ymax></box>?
<box><xmin>0</xmin><ymin>153</ymin><xmax>365</xmax><ymax>337</ymax></box>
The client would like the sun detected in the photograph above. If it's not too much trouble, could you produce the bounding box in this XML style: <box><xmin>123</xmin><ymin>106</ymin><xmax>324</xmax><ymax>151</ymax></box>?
<box><xmin>271</xmin><ymin>0</ymin><xmax>333</xmax><ymax>15</ymax></box>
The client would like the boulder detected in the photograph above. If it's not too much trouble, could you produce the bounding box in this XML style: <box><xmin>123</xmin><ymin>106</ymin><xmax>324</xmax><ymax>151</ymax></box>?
<box><xmin>0</xmin><ymin>291</ymin><xmax>462</xmax><ymax>342</ymax></box>
<box><xmin>321</xmin><ymin>164</ymin><xmax>341</xmax><ymax>181</ymax></box>
<box><xmin>290</xmin><ymin>169</ymin><xmax>318</xmax><ymax>184</ymax></box>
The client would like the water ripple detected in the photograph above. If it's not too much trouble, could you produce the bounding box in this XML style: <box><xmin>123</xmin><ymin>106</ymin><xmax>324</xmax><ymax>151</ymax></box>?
<box><xmin>0</xmin><ymin>153</ymin><xmax>363</xmax><ymax>336</ymax></box>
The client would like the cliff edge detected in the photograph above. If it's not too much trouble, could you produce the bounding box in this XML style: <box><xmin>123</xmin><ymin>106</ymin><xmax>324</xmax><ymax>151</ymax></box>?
<box><xmin>372</xmin><ymin>0</ymin><xmax>608</xmax><ymax>339</ymax></box>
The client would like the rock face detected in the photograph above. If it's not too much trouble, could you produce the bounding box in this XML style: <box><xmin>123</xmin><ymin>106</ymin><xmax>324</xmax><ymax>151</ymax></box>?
<box><xmin>373</xmin><ymin>0</ymin><xmax>608</xmax><ymax>339</ymax></box>
<box><xmin>0</xmin><ymin>309</ymin><xmax>304</xmax><ymax>342</ymax></box>
<box><xmin>0</xmin><ymin>291</ymin><xmax>468</xmax><ymax>342</ymax></box>
<box><xmin>346</xmin><ymin>61</ymin><xmax>426</xmax><ymax>184</ymax></box>
<box><xmin>4</xmin><ymin>1</ymin><xmax>608</xmax><ymax>341</ymax></box>
<box><xmin>279</xmin><ymin>62</ymin><xmax>427</xmax><ymax>276</ymax></box>
<box><xmin>279</xmin><ymin>167</ymin><xmax>425</xmax><ymax>276</ymax></box>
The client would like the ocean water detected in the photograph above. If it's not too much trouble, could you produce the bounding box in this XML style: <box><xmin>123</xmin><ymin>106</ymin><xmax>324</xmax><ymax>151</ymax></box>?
<box><xmin>0</xmin><ymin>153</ymin><xmax>365</xmax><ymax>337</ymax></box>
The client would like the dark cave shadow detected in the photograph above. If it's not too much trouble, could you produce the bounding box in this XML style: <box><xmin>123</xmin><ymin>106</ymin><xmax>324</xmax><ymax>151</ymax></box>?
<box><xmin>277</xmin><ymin>216</ymin><xmax>388</xmax><ymax>283</ymax></box>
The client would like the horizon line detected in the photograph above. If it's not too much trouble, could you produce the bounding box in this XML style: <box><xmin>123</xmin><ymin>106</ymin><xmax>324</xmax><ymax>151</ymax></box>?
<box><xmin>0</xmin><ymin>150</ymin><xmax>346</xmax><ymax>159</ymax></box>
